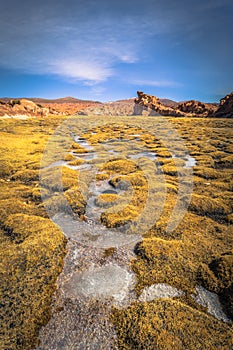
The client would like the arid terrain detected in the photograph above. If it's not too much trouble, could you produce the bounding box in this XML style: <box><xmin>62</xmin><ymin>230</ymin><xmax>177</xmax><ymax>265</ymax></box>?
<box><xmin>0</xmin><ymin>97</ymin><xmax>100</xmax><ymax>117</ymax></box>
<box><xmin>0</xmin><ymin>97</ymin><xmax>232</xmax><ymax>349</ymax></box>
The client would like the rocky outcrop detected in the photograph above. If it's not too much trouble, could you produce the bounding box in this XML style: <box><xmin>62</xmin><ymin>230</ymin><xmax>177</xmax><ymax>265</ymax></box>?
<box><xmin>177</xmin><ymin>100</ymin><xmax>217</xmax><ymax>116</ymax></box>
<box><xmin>0</xmin><ymin>99</ymin><xmax>54</xmax><ymax>117</ymax></box>
<box><xmin>214</xmin><ymin>92</ymin><xmax>233</xmax><ymax>118</ymax></box>
<box><xmin>134</xmin><ymin>91</ymin><xmax>218</xmax><ymax>117</ymax></box>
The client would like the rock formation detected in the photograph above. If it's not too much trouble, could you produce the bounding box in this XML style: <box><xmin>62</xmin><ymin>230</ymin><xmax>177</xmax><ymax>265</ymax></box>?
<box><xmin>214</xmin><ymin>92</ymin><xmax>233</xmax><ymax>118</ymax></box>
<box><xmin>134</xmin><ymin>91</ymin><xmax>219</xmax><ymax>117</ymax></box>
<box><xmin>0</xmin><ymin>99</ymin><xmax>53</xmax><ymax>117</ymax></box>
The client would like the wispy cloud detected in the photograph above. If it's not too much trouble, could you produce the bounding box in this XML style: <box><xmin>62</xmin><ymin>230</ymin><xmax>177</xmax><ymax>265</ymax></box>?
<box><xmin>130</xmin><ymin>79</ymin><xmax>182</xmax><ymax>87</ymax></box>
<box><xmin>47</xmin><ymin>59</ymin><xmax>114</xmax><ymax>83</ymax></box>
<box><xmin>0</xmin><ymin>1</ymin><xmax>173</xmax><ymax>84</ymax></box>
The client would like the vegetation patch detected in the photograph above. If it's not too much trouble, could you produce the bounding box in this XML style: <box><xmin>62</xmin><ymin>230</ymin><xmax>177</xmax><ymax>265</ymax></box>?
<box><xmin>112</xmin><ymin>299</ymin><xmax>233</xmax><ymax>350</ymax></box>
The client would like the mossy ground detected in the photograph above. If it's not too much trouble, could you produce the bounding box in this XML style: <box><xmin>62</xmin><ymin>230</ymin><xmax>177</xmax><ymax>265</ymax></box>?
<box><xmin>0</xmin><ymin>116</ymin><xmax>68</xmax><ymax>349</ymax></box>
<box><xmin>111</xmin><ymin>299</ymin><xmax>233</xmax><ymax>350</ymax></box>
<box><xmin>0</xmin><ymin>116</ymin><xmax>232</xmax><ymax>349</ymax></box>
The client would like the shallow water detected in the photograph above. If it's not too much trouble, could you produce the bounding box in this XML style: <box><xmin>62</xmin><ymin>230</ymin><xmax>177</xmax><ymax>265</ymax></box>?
<box><xmin>172</xmin><ymin>154</ymin><xmax>196</xmax><ymax>168</ymax></box>
<box><xmin>129</xmin><ymin>151</ymin><xmax>156</xmax><ymax>160</ymax></box>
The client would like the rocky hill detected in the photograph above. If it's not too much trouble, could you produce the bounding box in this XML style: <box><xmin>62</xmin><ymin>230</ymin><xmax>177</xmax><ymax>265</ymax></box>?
<box><xmin>0</xmin><ymin>97</ymin><xmax>100</xmax><ymax>117</ymax></box>
<box><xmin>0</xmin><ymin>99</ymin><xmax>53</xmax><ymax>117</ymax></box>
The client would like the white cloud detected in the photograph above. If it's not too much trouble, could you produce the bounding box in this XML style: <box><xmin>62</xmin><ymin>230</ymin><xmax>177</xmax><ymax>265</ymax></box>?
<box><xmin>48</xmin><ymin>59</ymin><xmax>114</xmax><ymax>83</ymax></box>
<box><xmin>130</xmin><ymin>79</ymin><xmax>182</xmax><ymax>87</ymax></box>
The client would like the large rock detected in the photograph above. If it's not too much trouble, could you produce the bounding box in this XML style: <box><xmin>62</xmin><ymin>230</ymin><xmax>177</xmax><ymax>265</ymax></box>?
<box><xmin>214</xmin><ymin>92</ymin><xmax>233</xmax><ymax>117</ymax></box>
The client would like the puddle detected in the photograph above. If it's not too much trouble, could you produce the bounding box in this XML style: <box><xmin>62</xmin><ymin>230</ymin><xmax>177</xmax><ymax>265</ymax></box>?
<box><xmin>172</xmin><ymin>154</ymin><xmax>196</xmax><ymax>168</ymax></box>
<box><xmin>63</xmin><ymin>263</ymin><xmax>135</xmax><ymax>305</ymax></box>
<box><xmin>73</xmin><ymin>152</ymin><xmax>97</xmax><ymax>160</ymax></box>
<box><xmin>74</xmin><ymin>136</ymin><xmax>94</xmax><ymax>150</ymax></box>
<box><xmin>107</xmin><ymin>149</ymin><xmax>119</xmax><ymax>155</ymax></box>
<box><xmin>184</xmin><ymin>155</ymin><xmax>196</xmax><ymax>168</ymax></box>
<box><xmin>44</xmin><ymin>160</ymin><xmax>85</xmax><ymax>171</ymax></box>
<box><xmin>129</xmin><ymin>151</ymin><xmax>156</xmax><ymax>160</ymax></box>
<box><xmin>85</xmin><ymin>180</ymin><xmax>120</xmax><ymax>222</ymax></box>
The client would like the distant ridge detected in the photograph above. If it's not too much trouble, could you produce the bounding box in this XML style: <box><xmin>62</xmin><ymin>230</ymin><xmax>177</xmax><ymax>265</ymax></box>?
<box><xmin>0</xmin><ymin>96</ymin><xmax>101</xmax><ymax>104</ymax></box>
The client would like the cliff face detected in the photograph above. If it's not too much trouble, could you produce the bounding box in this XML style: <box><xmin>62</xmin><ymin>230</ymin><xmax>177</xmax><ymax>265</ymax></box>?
<box><xmin>215</xmin><ymin>92</ymin><xmax>233</xmax><ymax>118</ymax></box>
<box><xmin>134</xmin><ymin>91</ymin><xmax>219</xmax><ymax>117</ymax></box>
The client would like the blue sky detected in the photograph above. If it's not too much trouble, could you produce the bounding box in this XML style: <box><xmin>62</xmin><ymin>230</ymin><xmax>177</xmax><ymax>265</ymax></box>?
<box><xmin>0</xmin><ymin>0</ymin><xmax>232</xmax><ymax>102</ymax></box>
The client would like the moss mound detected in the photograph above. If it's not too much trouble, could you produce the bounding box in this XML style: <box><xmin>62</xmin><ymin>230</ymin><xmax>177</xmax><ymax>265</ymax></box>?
<box><xmin>0</xmin><ymin>214</ymin><xmax>67</xmax><ymax>350</ymax></box>
<box><xmin>112</xmin><ymin>299</ymin><xmax>233</xmax><ymax>350</ymax></box>
<box><xmin>200</xmin><ymin>253</ymin><xmax>233</xmax><ymax>318</ymax></box>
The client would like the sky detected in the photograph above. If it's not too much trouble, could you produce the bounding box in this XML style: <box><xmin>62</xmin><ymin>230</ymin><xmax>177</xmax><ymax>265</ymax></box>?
<box><xmin>0</xmin><ymin>0</ymin><xmax>232</xmax><ymax>102</ymax></box>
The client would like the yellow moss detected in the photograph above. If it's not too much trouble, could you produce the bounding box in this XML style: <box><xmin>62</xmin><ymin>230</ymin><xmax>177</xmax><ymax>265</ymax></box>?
<box><xmin>132</xmin><ymin>237</ymin><xmax>197</xmax><ymax>294</ymax></box>
<box><xmin>101</xmin><ymin>204</ymin><xmax>139</xmax><ymax>228</ymax></box>
<box><xmin>112</xmin><ymin>299</ymin><xmax>233</xmax><ymax>350</ymax></box>
<box><xmin>188</xmin><ymin>193</ymin><xmax>230</xmax><ymax>218</ymax></box>
<box><xmin>64</xmin><ymin>153</ymin><xmax>76</xmax><ymax>162</ymax></box>
<box><xmin>62</xmin><ymin>166</ymin><xmax>80</xmax><ymax>189</ymax></box>
<box><xmin>1</xmin><ymin>116</ymin><xmax>233</xmax><ymax>350</ymax></box>
<box><xmin>67</xmin><ymin>158</ymin><xmax>84</xmax><ymax>166</ymax></box>
<box><xmin>103</xmin><ymin>247</ymin><xmax>116</xmax><ymax>258</ymax></box>
<box><xmin>194</xmin><ymin>166</ymin><xmax>226</xmax><ymax>179</ymax></box>
<box><xmin>95</xmin><ymin>193</ymin><xmax>121</xmax><ymax>208</ymax></box>
<box><xmin>0</xmin><ymin>214</ymin><xmax>67</xmax><ymax>350</ymax></box>
<box><xmin>64</xmin><ymin>186</ymin><xmax>87</xmax><ymax>215</ymax></box>
<box><xmin>10</xmin><ymin>169</ymin><xmax>39</xmax><ymax>183</ymax></box>
<box><xmin>71</xmin><ymin>142</ymin><xmax>88</xmax><ymax>153</ymax></box>
<box><xmin>101</xmin><ymin>159</ymin><xmax>138</xmax><ymax>175</ymax></box>
<box><xmin>95</xmin><ymin>173</ymin><xmax>110</xmax><ymax>181</ymax></box>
